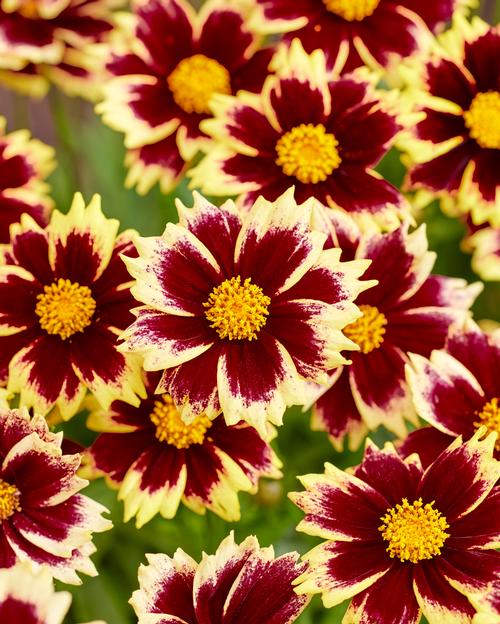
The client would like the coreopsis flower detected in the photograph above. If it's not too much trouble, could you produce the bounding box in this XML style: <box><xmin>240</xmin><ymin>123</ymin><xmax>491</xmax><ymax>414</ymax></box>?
<box><xmin>86</xmin><ymin>370</ymin><xmax>281</xmax><ymax>527</ymax></box>
<box><xmin>401</xmin><ymin>17</ymin><xmax>500</xmax><ymax>227</ymax></box>
<box><xmin>0</xmin><ymin>0</ymin><xmax>125</xmax><ymax>99</ymax></box>
<box><xmin>248</xmin><ymin>0</ymin><xmax>472</xmax><ymax>72</ymax></box>
<box><xmin>190</xmin><ymin>41</ymin><xmax>408</xmax><ymax>229</ymax></box>
<box><xmin>96</xmin><ymin>0</ymin><xmax>274</xmax><ymax>195</ymax></box>
<box><xmin>130</xmin><ymin>532</ymin><xmax>309</xmax><ymax>623</ymax></box>
<box><xmin>0</xmin><ymin>116</ymin><xmax>55</xmax><ymax>243</ymax></box>
<box><xmin>464</xmin><ymin>223</ymin><xmax>500</xmax><ymax>281</ymax></box>
<box><xmin>310</xmin><ymin>211</ymin><xmax>481</xmax><ymax>449</ymax></box>
<box><xmin>0</xmin><ymin>407</ymin><xmax>112</xmax><ymax>584</ymax></box>
<box><xmin>291</xmin><ymin>431</ymin><xmax>500</xmax><ymax>623</ymax></box>
<box><xmin>119</xmin><ymin>189</ymin><xmax>372</xmax><ymax>435</ymax></box>
<box><xmin>402</xmin><ymin>321</ymin><xmax>500</xmax><ymax>468</ymax></box>
<box><xmin>0</xmin><ymin>193</ymin><xmax>145</xmax><ymax>419</ymax></box>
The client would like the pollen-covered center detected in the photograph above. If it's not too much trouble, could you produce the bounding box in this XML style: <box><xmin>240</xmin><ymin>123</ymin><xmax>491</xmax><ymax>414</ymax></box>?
<box><xmin>474</xmin><ymin>397</ymin><xmax>500</xmax><ymax>450</ymax></box>
<box><xmin>322</xmin><ymin>0</ymin><xmax>381</xmax><ymax>21</ymax></box>
<box><xmin>149</xmin><ymin>394</ymin><xmax>212</xmax><ymax>449</ymax></box>
<box><xmin>204</xmin><ymin>276</ymin><xmax>271</xmax><ymax>341</ymax></box>
<box><xmin>379</xmin><ymin>498</ymin><xmax>449</xmax><ymax>564</ymax></box>
<box><xmin>463</xmin><ymin>91</ymin><xmax>500</xmax><ymax>150</ymax></box>
<box><xmin>0</xmin><ymin>479</ymin><xmax>21</xmax><ymax>521</ymax></box>
<box><xmin>343</xmin><ymin>304</ymin><xmax>387</xmax><ymax>354</ymax></box>
<box><xmin>275</xmin><ymin>123</ymin><xmax>341</xmax><ymax>184</ymax></box>
<box><xmin>167</xmin><ymin>54</ymin><xmax>231</xmax><ymax>115</ymax></box>
<box><xmin>35</xmin><ymin>278</ymin><xmax>96</xmax><ymax>340</ymax></box>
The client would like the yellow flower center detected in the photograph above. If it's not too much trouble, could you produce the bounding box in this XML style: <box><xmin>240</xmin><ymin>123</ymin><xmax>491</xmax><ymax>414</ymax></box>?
<box><xmin>275</xmin><ymin>123</ymin><xmax>342</xmax><ymax>184</ymax></box>
<box><xmin>343</xmin><ymin>304</ymin><xmax>387</xmax><ymax>354</ymax></box>
<box><xmin>379</xmin><ymin>498</ymin><xmax>449</xmax><ymax>564</ymax></box>
<box><xmin>18</xmin><ymin>0</ymin><xmax>39</xmax><ymax>18</ymax></box>
<box><xmin>0</xmin><ymin>479</ymin><xmax>21</xmax><ymax>521</ymax></box>
<box><xmin>322</xmin><ymin>0</ymin><xmax>381</xmax><ymax>21</ymax></box>
<box><xmin>167</xmin><ymin>54</ymin><xmax>231</xmax><ymax>115</ymax></box>
<box><xmin>463</xmin><ymin>91</ymin><xmax>500</xmax><ymax>150</ymax></box>
<box><xmin>203</xmin><ymin>276</ymin><xmax>271</xmax><ymax>341</ymax></box>
<box><xmin>35</xmin><ymin>278</ymin><xmax>96</xmax><ymax>340</ymax></box>
<box><xmin>474</xmin><ymin>397</ymin><xmax>500</xmax><ymax>451</ymax></box>
<box><xmin>149</xmin><ymin>394</ymin><xmax>212</xmax><ymax>449</ymax></box>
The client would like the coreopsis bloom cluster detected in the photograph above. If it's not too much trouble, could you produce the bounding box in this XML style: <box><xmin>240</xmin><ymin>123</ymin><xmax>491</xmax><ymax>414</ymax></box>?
<box><xmin>0</xmin><ymin>0</ymin><xmax>498</xmax><ymax>622</ymax></box>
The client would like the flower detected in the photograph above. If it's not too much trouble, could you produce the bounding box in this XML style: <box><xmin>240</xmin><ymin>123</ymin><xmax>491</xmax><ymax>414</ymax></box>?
<box><xmin>0</xmin><ymin>115</ymin><xmax>55</xmax><ymax>243</ymax></box>
<box><xmin>291</xmin><ymin>430</ymin><xmax>500</xmax><ymax>623</ymax></box>
<box><xmin>119</xmin><ymin>189</ymin><xmax>371</xmax><ymax>435</ymax></box>
<box><xmin>86</xmin><ymin>370</ymin><xmax>281</xmax><ymax>527</ymax></box>
<box><xmin>310</xmin><ymin>210</ymin><xmax>481</xmax><ymax>449</ymax></box>
<box><xmin>96</xmin><ymin>0</ymin><xmax>274</xmax><ymax>195</ymax></box>
<box><xmin>464</xmin><ymin>222</ymin><xmax>500</xmax><ymax>281</ymax></box>
<box><xmin>248</xmin><ymin>0</ymin><xmax>472</xmax><ymax>72</ymax></box>
<box><xmin>130</xmin><ymin>531</ymin><xmax>309</xmax><ymax>623</ymax></box>
<box><xmin>403</xmin><ymin>321</ymin><xmax>500</xmax><ymax>467</ymax></box>
<box><xmin>0</xmin><ymin>193</ymin><xmax>145</xmax><ymax>419</ymax></box>
<box><xmin>189</xmin><ymin>41</ymin><xmax>407</xmax><ymax>229</ymax></box>
<box><xmin>401</xmin><ymin>17</ymin><xmax>500</xmax><ymax>227</ymax></box>
<box><xmin>0</xmin><ymin>407</ymin><xmax>111</xmax><ymax>584</ymax></box>
<box><xmin>0</xmin><ymin>0</ymin><xmax>124</xmax><ymax>99</ymax></box>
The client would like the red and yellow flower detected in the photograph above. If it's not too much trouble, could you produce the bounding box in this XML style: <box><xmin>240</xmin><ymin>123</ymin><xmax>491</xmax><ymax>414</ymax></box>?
<box><xmin>464</xmin><ymin>222</ymin><xmax>500</xmax><ymax>282</ymax></box>
<box><xmin>0</xmin><ymin>193</ymin><xmax>145</xmax><ymax>419</ymax></box>
<box><xmin>0</xmin><ymin>407</ymin><xmax>112</xmax><ymax>584</ymax></box>
<box><xmin>119</xmin><ymin>190</ymin><xmax>372</xmax><ymax>436</ymax></box>
<box><xmin>130</xmin><ymin>531</ymin><xmax>309</xmax><ymax>623</ymax></box>
<box><xmin>248</xmin><ymin>0</ymin><xmax>473</xmax><ymax>72</ymax></box>
<box><xmin>86</xmin><ymin>371</ymin><xmax>281</xmax><ymax>527</ymax></box>
<box><xmin>0</xmin><ymin>0</ymin><xmax>124</xmax><ymax>99</ymax></box>
<box><xmin>96</xmin><ymin>0</ymin><xmax>274</xmax><ymax>195</ymax></box>
<box><xmin>291</xmin><ymin>431</ymin><xmax>500</xmax><ymax>623</ymax></box>
<box><xmin>310</xmin><ymin>210</ymin><xmax>481</xmax><ymax>449</ymax></box>
<box><xmin>401</xmin><ymin>17</ymin><xmax>500</xmax><ymax>227</ymax></box>
<box><xmin>0</xmin><ymin>116</ymin><xmax>54</xmax><ymax>244</ymax></box>
<box><xmin>190</xmin><ymin>41</ymin><xmax>408</xmax><ymax>229</ymax></box>
<box><xmin>403</xmin><ymin>321</ymin><xmax>500</xmax><ymax>467</ymax></box>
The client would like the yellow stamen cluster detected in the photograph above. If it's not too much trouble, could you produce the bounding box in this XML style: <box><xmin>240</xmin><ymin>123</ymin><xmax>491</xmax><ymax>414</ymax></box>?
<box><xmin>379</xmin><ymin>498</ymin><xmax>449</xmax><ymax>564</ymax></box>
<box><xmin>463</xmin><ymin>91</ymin><xmax>500</xmax><ymax>150</ymax></box>
<box><xmin>322</xmin><ymin>0</ymin><xmax>381</xmax><ymax>21</ymax></box>
<box><xmin>343</xmin><ymin>304</ymin><xmax>387</xmax><ymax>354</ymax></box>
<box><xmin>204</xmin><ymin>276</ymin><xmax>271</xmax><ymax>341</ymax></box>
<box><xmin>0</xmin><ymin>479</ymin><xmax>21</xmax><ymax>521</ymax></box>
<box><xmin>18</xmin><ymin>0</ymin><xmax>39</xmax><ymax>18</ymax></box>
<box><xmin>167</xmin><ymin>54</ymin><xmax>231</xmax><ymax>115</ymax></box>
<box><xmin>275</xmin><ymin>123</ymin><xmax>342</xmax><ymax>184</ymax></box>
<box><xmin>474</xmin><ymin>397</ymin><xmax>500</xmax><ymax>451</ymax></box>
<box><xmin>35</xmin><ymin>278</ymin><xmax>96</xmax><ymax>340</ymax></box>
<box><xmin>149</xmin><ymin>394</ymin><xmax>212</xmax><ymax>449</ymax></box>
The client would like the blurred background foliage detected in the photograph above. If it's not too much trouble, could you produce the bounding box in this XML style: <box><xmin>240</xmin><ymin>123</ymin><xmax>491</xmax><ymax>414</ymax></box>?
<box><xmin>0</xmin><ymin>1</ymin><xmax>499</xmax><ymax>622</ymax></box>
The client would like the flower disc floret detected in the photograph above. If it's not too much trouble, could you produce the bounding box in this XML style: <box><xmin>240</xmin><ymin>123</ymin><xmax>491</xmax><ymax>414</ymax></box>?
<box><xmin>35</xmin><ymin>278</ymin><xmax>96</xmax><ymax>340</ymax></box>
<box><xmin>322</xmin><ymin>0</ymin><xmax>381</xmax><ymax>21</ymax></box>
<box><xmin>343</xmin><ymin>304</ymin><xmax>387</xmax><ymax>354</ymax></box>
<box><xmin>204</xmin><ymin>276</ymin><xmax>271</xmax><ymax>341</ymax></box>
<box><xmin>149</xmin><ymin>394</ymin><xmax>212</xmax><ymax>449</ymax></box>
<box><xmin>463</xmin><ymin>91</ymin><xmax>500</xmax><ymax>150</ymax></box>
<box><xmin>275</xmin><ymin>123</ymin><xmax>342</xmax><ymax>184</ymax></box>
<box><xmin>379</xmin><ymin>497</ymin><xmax>449</xmax><ymax>563</ymax></box>
<box><xmin>0</xmin><ymin>480</ymin><xmax>21</xmax><ymax>521</ymax></box>
<box><xmin>474</xmin><ymin>397</ymin><xmax>500</xmax><ymax>451</ymax></box>
<box><xmin>167</xmin><ymin>54</ymin><xmax>231</xmax><ymax>115</ymax></box>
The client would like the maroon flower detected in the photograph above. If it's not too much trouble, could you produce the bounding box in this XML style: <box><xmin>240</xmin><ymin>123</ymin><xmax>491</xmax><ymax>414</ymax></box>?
<box><xmin>291</xmin><ymin>431</ymin><xmax>500</xmax><ymax>623</ymax></box>
<box><xmin>97</xmin><ymin>0</ymin><xmax>274</xmax><ymax>194</ymax></box>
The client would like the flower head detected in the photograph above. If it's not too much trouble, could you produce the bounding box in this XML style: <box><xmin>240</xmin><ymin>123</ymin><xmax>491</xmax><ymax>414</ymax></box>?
<box><xmin>130</xmin><ymin>532</ymin><xmax>309</xmax><ymax>623</ymax></box>
<box><xmin>0</xmin><ymin>116</ymin><xmax>54</xmax><ymax>243</ymax></box>
<box><xmin>401</xmin><ymin>17</ymin><xmax>500</xmax><ymax>227</ymax></box>
<box><xmin>0</xmin><ymin>407</ymin><xmax>111</xmax><ymax>584</ymax></box>
<box><xmin>0</xmin><ymin>193</ymin><xmax>145</xmax><ymax>419</ymax></box>
<box><xmin>190</xmin><ymin>41</ymin><xmax>407</xmax><ymax>229</ymax></box>
<box><xmin>119</xmin><ymin>189</ymin><xmax>371</xmax><ymax>435</ymax></box>
<box><xmin>291</xmin><ymin>430</ymin><xmax>500</xmax><ymax>623</ymax></box>
<box><xmin>96</xmin><ymin>0</ymin><xmax>274</xmax><ymax>194</ymax></box>
<box><xmin>86</xmin><ymin>371</ymin><xmax>281</xmax><ymax>527</ymax></box>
